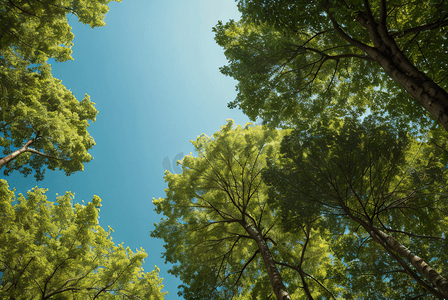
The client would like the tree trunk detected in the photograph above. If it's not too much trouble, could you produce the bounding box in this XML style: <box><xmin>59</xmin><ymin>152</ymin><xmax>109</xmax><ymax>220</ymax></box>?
<box><xmin>331</xmin><ymin>8</ymin><xmax>448</xmax><ymax>132</ymax></box>
<box><xmin>330</xmin><ymin>7</ymin><xmax>448</xmax><ymax>296</ymax></box>
<box><xmin>371</xmin><ymin>227</ymin><xmax>448</xmax><ymax>298</ymax></box>
<box><xmin>0</xmin><ymin>139</ymin><xmax>33</xmax><ymax>169</ymax></box>
<box><xmin>298</xmin><ymin>269</ymin><xmax>314</xmax><ymax>300</ymax></box>
<box><xmin>346</xmin><ymin>211</ymin><xmax>448</xmax><ymax>299</ymax></box>
<box><xmin>363</xmin><ymin>20</ymin><xmax>448</xmax><ymax>132</ymax></box>
<box><xmin>244</xmin><ymin>223</ymin><xmax>291</xmax><ymax>300</ymax></box>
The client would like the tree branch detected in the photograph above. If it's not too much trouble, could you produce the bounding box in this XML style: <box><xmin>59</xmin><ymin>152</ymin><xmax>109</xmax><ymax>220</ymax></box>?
<box><xmin>92</xmin><ymin>260</ymin><xmax>137</xmax><ymax>300</ymax></box>
<box><xmin>391</xmin><ymin>18</ymin><xmax>448</xmax><ymax>38</ymax></box>
<box><xmin>27</xmin><ymin>148</ymin><xmax>64</xmax><ymax>160</ymax></box>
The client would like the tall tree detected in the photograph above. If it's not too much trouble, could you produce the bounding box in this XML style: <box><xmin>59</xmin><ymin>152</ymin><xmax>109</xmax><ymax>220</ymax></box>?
<box><xmin>151</xmin><ymin>121</ymin><xmax>339</xmax><ymax>300</ymax></box>
<box><xmin>263</xmin><ymin>116</ymin><xmax>448</xmax><ymax>299</ymax></box>
<box><xmin>0</xmin><ymin>179</ymin><xmax>167</xmax><ymax>299</ymax></box>
<box><xmin>0</xmin><ymin>61</ymin><xmax>97</xmax><ymax>180</ymax></box>
<box><xmin>214</xmin><ymin>0</ymin><xmax>448</xmax><ymax>131</ymax></box>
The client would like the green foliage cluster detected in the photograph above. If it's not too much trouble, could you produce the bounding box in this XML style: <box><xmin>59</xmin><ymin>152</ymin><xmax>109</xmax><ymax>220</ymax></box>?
<box><xmin>0</xmin><ymin>0</ymin><xmax>115</xmax><ymax>64</ymax></box>
<box><xmin>153</xmin><ymin>118</ymin><xmax>448</xmax><ymax>299</ymax></box>
<box><xmin>0</xmin><ymin>60</ymin><xmax>97</xmax><ymax>180</ymax></box>
<box><xmin>0</xmin><ymin>179</ymin><xmax>166</xmax><ymax>299</ymax></box>
<box><xmin>152</xmin><ymin>121</ymin><xmax>345</xmax><ymax>299</ymax></box>
<box><xmin>0</xmin><ymin>0</ymin><xmax>120</xmax><ymax>180</ymax></box>
<box><xmin>213</xmin><ymin>0</ymin><xmax>448</xmax><ymax>130</ymax></box>
<box><xmin>264</xmin><ymin>116</ymin><xmax>448</xmax><ymax>298</ymax></box>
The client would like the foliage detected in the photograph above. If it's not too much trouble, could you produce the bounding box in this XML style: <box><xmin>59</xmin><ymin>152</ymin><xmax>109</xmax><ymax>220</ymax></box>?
<box><xmin>263</xmin><ymin>116</ymin><xmax>448</xmax><ymax>298</ymax></box>
<box><xmin>214</xmin><ymin>0</ymin><xmax>448</xmax><ymax>129</ymax></box>
<box><xmin>0</xmin><ymin>60</ymin><xmax>97</xmax><ymax>180</ymax></box>
<box><xmin>0</xmin><ymin>179</ymin><xmax>166</xmax><ymax>299</ymax></box>
<box><xmin>151</xmin><ymin>120</ymin><xmax>342</xmax><ymax>299</ymax></box>
<box><xmin>0</xmin><ymin>0</ymin><xmax>119</xmax><ymax>64</ymax></box>
<box><xmin>0</xmin><ymin>0</ymin><xmax>120</xmax><ymax>180</ymax></box>
<box><xmin>0</xmin><ymin>1</ymin><xmax>168</xmax><ymax>299</ymax></box>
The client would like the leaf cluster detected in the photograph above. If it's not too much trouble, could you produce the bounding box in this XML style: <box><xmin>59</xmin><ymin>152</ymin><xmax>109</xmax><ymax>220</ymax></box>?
<box><xmin>0</xmin><ymin>0</ymin><xmax>119</xmax><ymax>64</ymax></box>
<box><xmin>0</xmin><ymin>59</ymin><xmax>97</xmax><ymax>180</ymax></box>
<box><xmin>152</xmin><ymin>120</ymin><xmax>343</xmax><ymax>299</ymax></box>
<box><xmin>263</xmin><ymin>116</ymin><xmax>448</xmax><ymax>298</ymax></box>
<box><xmin>0</xmin><ymin>179</ymin><xmax>167</xmax><ymax>299</ymax></box>
<box><xmin>214</xmin><ymin>0</ymin><xmax>448</xmax><ymax>129</ymax></box>
<box><xmin>0</xmin><ymin>0</ymin><xmax>121</xmax><ymax>179</ymax></box>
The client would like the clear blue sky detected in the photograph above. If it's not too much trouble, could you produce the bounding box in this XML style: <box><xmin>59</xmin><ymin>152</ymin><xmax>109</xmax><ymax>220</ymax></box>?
<box><xmin>5</xmin><ymin>1</ymin><xmax>253</xmax><ymax>298</ymax></box>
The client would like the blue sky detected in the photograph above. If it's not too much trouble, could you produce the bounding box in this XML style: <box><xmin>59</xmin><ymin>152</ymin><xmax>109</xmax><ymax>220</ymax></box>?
<box><xmin>5</xmin><ymin>1</ymin><xmax>253</xmax><ymax>298</ymax></box>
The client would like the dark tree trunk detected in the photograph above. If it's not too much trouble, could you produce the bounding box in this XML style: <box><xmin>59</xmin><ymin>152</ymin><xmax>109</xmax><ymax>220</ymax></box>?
<box><xmin>244</xmin><ymin>222</ymin><xmax>291</xmax><ymax>300</ymax></box>
<box><xmin>345</xmin><ymin>211</ymin><xmax>448</xmax><ymax>299</ymax></box>
<box><xmin>329</xmin><ymin>1</ymin><xmax>448</xmax><ymax>132</ymax></box>
<box><xmin>362</xmin><ymin>15</ymin><xmax>448</xmax><ymax>132</ymax></box>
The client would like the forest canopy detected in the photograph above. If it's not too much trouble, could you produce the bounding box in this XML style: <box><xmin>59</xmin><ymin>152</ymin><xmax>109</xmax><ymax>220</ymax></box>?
<box><xmin>153</xmin><ymin>118</ymin><xmax>448</xmax><ymax>299</ymax></box>
<box><xmin>150</xmin><ymin>1</ymin><xmax>448</xmax><ymax>298</ymax></box>
<box><xmin>0</xmin><ymin>179</ymin><xmax>166</xmax><ymax>299</ymax></box>
<box><xmin>214</xmin><ymin>0</ymin><xmax>448</xmax><ymax>131</ymax></box>
<box><xmin>1</xmin><ymin>1</ymin><xmax>167</xmax><ymax>299</ymax></box>
<box><xmin>2</xmin><ymin>0</ymin><xmax>448</xmax><ymax>299</ymax></box>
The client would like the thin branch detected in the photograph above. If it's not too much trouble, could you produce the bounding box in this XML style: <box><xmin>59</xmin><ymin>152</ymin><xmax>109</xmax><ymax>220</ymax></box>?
<box><xmin>416</xmin><ymin>41</ymin><xmax>435</xmax><ymax>78</ymax></box>
<box><xmin>302</xmin><ymin>30</ymin><xmax>330</xmax><ymax>47</ymax></box>
<box><xmin>436</xmin><ymin>73</ymin><xmax>448</xmax><ymax>85</ymax></box>
<box><xmin>391</xmin><ymin>19</ymin><xmax>448</xmax><ymax>38</ymax></box>
<box><xmin>26</xmin><ymin>148</ymin><xmax>64</xmax><ymax>160</ymax></box>
<box><xmin>302</xmin><ymin>270</ymin><xmax>337</xmax><ymax>300</ymax></box>
<box><xmin>42</xmin><ymin>256</ymin><xmax>76</xmax><ymax>296</ymax></box>
<box><xmin>6</xmin><ymin>257</ymin><xmax>35</xmax><ymax>292</ymax></box>
<box><xmin>377</xmin><ymin>218</ymin><xmax>445</xmax><ymax>241</ymax></box>
<box><xmin>92</xmin><ymin>260</ymin><xmax>137</xmax><ymax>300</ymax></box>
<box><xmin>328</xmin><ymin>13</ymin><xmax>373</xmax><ymax>53</ymax></box>
<box><xmin>359</xmin><ymin>269</ymin><xmax>406</xmax><ymax>276</ymax></box>
<box><xmin>324</xmin><ymin>59</ymin><xmax>339</xmax><ymax>94</ymax></box>
<box><xmin>302</xmin><ymin>46</ymin><xmax>374</xmax><ymax>61</ymax></box>
<box><xmin>8</xmin><ymin>0</ymin><xmax>38</xmax><ymax>17</ymax></box>
<box><xmin>230</xmin><ymin>249</ymin><xmax>260</xmax><ymax>289</ymax></box>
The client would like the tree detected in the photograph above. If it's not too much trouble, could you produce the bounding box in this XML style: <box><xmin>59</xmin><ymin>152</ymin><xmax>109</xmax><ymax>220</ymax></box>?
<box><xmin>0</xmin><ymin>60</ymin><xmax>97</xmax><ymax>180</ymax></box>
<box><xmin>151</xmin><ymin>120</ymin><xmax>341</xmax><ymax>300</ymax></box>
<box><xmin>0</xmin><ymin>0</ymin><xmax>119</xmax><ymax>64</ymax></box>
<box><xmin>0</xmin><ymin>179</ymin><xmax>167</xmax><ymax>299</ymax></box>
<box><xmin>214</xmin><ymin>0</ymin><xmax>448</xmax><ymax>131</ymax></box>
<box><xmin>0</xmin><ymin>0</ymin><xmax>119</xmax><ymax>180</ymax></box>
<box><xmin>263</xmin><ymin>116</ymin><xmax>448</xmax><ymax>299</ymax></box>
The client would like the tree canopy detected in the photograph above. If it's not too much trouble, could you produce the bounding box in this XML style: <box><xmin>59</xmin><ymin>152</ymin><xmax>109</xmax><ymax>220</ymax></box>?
<box><xmin>0</xmin><ymin>179</ymin><xmax>166</xmax><ymax>299</ymax></box>
<box><xmin>214</xmin><ymin>0</ymin><xmax>448</xmax><ymax>131</ymax></box>
<box><xmin>0</xmin><ymin>0</ymin><xmax>119</xmax><ymax>64</ymax></box>
<box><xmin>152</xmin><ymin>118</ymin><xmax>448</xmax><ymax>298</ymax></box>
<box><xmin>0</xmin><ymin>1</ymin><xmax>167</xmax><ymax>299</ymax></box>
<box><xmin>0</xmin><ymin>0</ymin><xmax>120</xmax><ymax>180</ymax></box>
<box><xmin>151</xmin><ymin>120</ymin><xmax>345</xmax><ymax>300</ymax></box>
<box><xmin>212</xmin><ymin>2</ymin><xmax>448</xmax><ymax>296</ymax></box>
<box><xmin>263</xmin><ymin>116</ymin><xmax>448</xmax><ymax>299</ymax></box>
<box><xmin>0</xmin><ymin>61</ymin><xmax>97</xmax><ymax>180</ymax></box>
